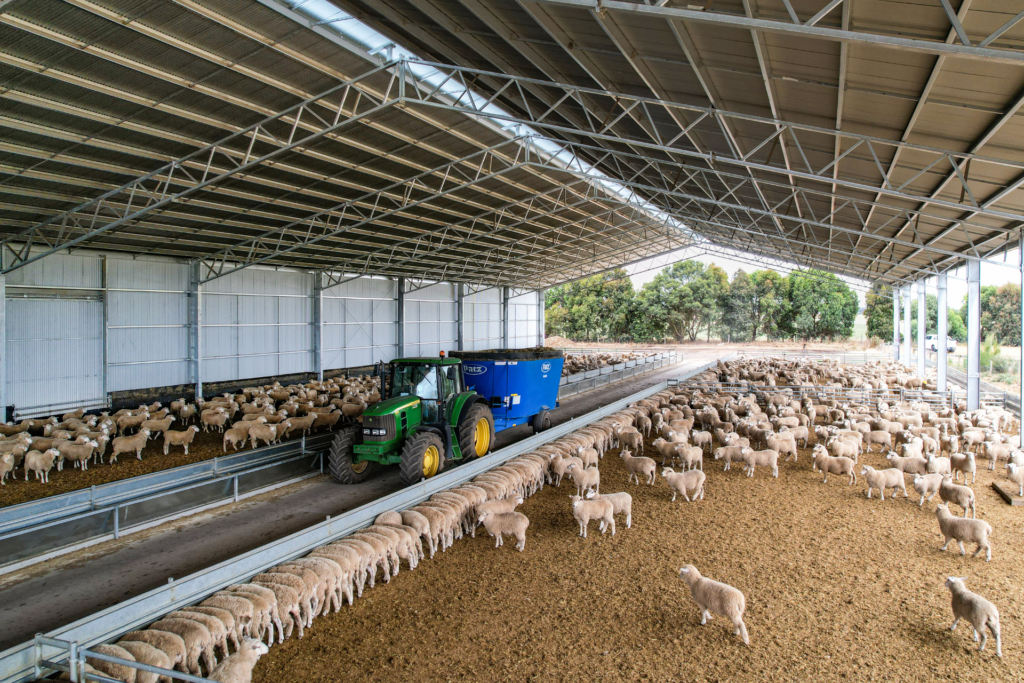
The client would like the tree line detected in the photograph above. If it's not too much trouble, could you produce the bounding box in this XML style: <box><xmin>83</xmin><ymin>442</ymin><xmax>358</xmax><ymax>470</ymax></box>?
<box><xmin>864</xmin><ymin>283</ymin><xmax>1021</xmax><ymax>346</ymax></box>
<box><xmin>545</xmin><ymin>262</ymin><xmax>859</xmax><ymax>343</ymax></box>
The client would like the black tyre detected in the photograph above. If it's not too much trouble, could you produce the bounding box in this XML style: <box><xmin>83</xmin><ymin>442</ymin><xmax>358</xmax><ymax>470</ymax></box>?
<box><xmin>458</xmin><ymin>403</ymin><xmax>495</xmax><ymax>460</ymax></box>
<box><xmin>328</xmin><ymin>426</ymin><xmax>376</xmax><ymax>484</ymax></box>
<box><xmin>531</xmin><ymin>409</ymin><xmax>552</xmax><ymax>434</ymax></box>
<box><xmin>400</xmin><ymin>431</ymin><xmax>445</xmax><ymax>486</ymax></box>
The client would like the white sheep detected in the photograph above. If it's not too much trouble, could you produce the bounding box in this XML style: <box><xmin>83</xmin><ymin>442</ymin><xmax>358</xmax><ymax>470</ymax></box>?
<box><xmin>477</xmin><ymin>509</ymin><xmax>529</xmax><ymax>551</ymax></box>
<box><xmin>164</xmin><ymin>426</ymin><xmax>200</xmax><ymax>455</ymax></box>
<box><xmin>1003</xmin><ymin>463</ymin><xmax>1024</xmax><ymax>497</ymax></box>
<box><xmin>951</xmin><ymin>452</ymin><xmax>976</xmax><ymax>484</ymax></box>
<box><xmin>860</xmin><ymin>466</ymin><xmax>907</xmax><ymax>500</ymax></box>
<box><xmin>945</xmin><ymin>577</ymin><xmax>1001</xmax><ymax>657</ymax></box>
<box><xmin>111</xmin><ymin>430</ymin><xmax>150</xmax><ymax>463</ymax></box>
<box><xmin>738</xmin><ymin>448</ymin><xmax>778</xmax><ymax>478</ymax></box>
<box><xmin>661</xmin><ymin>467</ymin><xmax>706</xmax><ymax>502</ymax></box>
<box><xmin>678</xmin><ymin>565</ymin><xmax>749</xmax><ymax>645</ymax></box>
<box><xmin>939</xmin><ymin>475</ymin><xmax>976</xmax><ymax>518</ymax></box>
<box><xmin>620</xmin><ymin>449</ymin><xmax>656</xmax><ymax>485</ymax></box>
<box><xmin>936</xmin><ymin>503</ymin><xmax>992</xmax><ymax>561</ymax></box>
<box><xmin>23</xmin><ymin>448</ymin><xmax>60</xmax><ymax>483</ymax></box>
<box><xmin>926</xmin><ymin>454</ymin><xmax>951</xmax><ymax>475</ymax></box>
<box><xmin>565</xmin><ymin>463</ymin><xmax>600</xmax><ymax>496</ymax></box>
<box><xmin>584</xmin><ymin>490</ymin><xmax>632</xmax><ymax>528</ymax></box>
<box><xmin>570</xmin><ymin>495</ymin><xmax>615</xmax><ymax>538</ymax></box>
<box><xmin>209</xmin><ymin>638</ymin><xmax>270</xmax><ymax>683</ymax></box>
<box><xmin>911</xmin><ymin>473</ymin><xmax>944</xmax><ymax>507</ymax></box>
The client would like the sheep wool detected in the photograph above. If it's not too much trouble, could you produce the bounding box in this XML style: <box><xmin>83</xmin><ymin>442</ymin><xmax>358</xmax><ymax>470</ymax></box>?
<box><xmin>678</xmin><ymin>565</ymin><xmax>749</xmax><ymax>645</ymax></box>
<box><xmin>946</xmin><ymin>577</ymin><xmax>1001</xmax><ymax>657</ymax></box>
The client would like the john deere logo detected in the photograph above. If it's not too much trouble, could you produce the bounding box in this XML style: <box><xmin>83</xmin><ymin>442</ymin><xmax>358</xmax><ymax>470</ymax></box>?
<box><xmin>464</xmin><ymin>365</ymin><xmax>486</xmax><ymax>376</ymax></box>
<box><xmin>541</xmin><ymin>362</ymin><xmax>552</xmax><ymax>373</ymax></box>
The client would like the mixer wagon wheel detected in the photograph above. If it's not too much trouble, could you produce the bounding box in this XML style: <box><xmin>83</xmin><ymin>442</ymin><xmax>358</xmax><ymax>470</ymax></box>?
<box><xmin>329</xmin><ymin>427</ymin><xmax>376</xmax><ymax>484</ymax></box>
<box><xmin>458</xmin><ymin>403</ymin><xmax>495</xmax><ymax>460</ymax></box>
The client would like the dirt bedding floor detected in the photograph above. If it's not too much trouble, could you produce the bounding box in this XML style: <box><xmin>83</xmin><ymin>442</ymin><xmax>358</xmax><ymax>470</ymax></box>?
<box><xmin>254</xmin><ymin>435</ymin><xmax>1024</xmax><ymax>683</ymax></box>
<box><xmin>0</xmin><ymin>427</ymin><xmax>328</xmax><ymax>509</ymax></box>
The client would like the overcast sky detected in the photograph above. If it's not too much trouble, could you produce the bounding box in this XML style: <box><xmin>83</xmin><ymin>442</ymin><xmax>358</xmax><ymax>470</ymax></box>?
<box><xmin>627</xmin><ymin>246</ymin><xmax>1023</xmax><ymax>311</ymax></box>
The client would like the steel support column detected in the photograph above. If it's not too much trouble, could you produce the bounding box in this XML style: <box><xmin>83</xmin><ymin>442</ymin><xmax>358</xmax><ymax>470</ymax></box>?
<box><xmin>396</xmin><ymin>277</ymin><xmax>406</xmax><ymax>358</ymax></box>
<box><xmin>538</xmin><ymin>289</ymin><xmax>546</xmax><ymax>347</ymax></box>
<box><xmin>917</xmin><ymin>281</ymin><xmax>927</xmax><ymax>378</ymax></box>
<box><xmin>456</xmin><ymin>283</ymin><xmax>465</xmax><ymax>352</ymax></box>
<box><xmin>0</xmin><ymin>273</ymin><xmax>5</xmax><ymax>422</ymax></box>
<box><xmin>100</xmin><ymin>256</ymin><xmax>109</xmax><ymax>403</ymax></box>
<box><xmin>502</xmin><ymin>287</ymin><xmax>510</xmax><ymax>349</ymax></box>
<box><xmin>892</xmin><ymin>288</ymin><xmax>900</xmax><ymax>363</ymax></box>
<box><xmin>188</xmin><ymin>261</ymin><xmax>203</xmax><ymax>400</ymax></box>
<box><xmin>313</xmin><ymin>272</ymin><xmax>323</xmax><ymax>382</ymax></box>
<box><xmin>1020</xmin><ymin>231</ymin><xmax>1024</xmax><ymax>395</ymax></box>
<box><xmin>903</xmin><ymin>286</ymin><xmax>913</xmax><ymax>370</ymax></box>
<box><xmin>937</xmin><ymin>272</ymin><xmax>948</xmax><ymax>393</ymax></box>
<box><xmin>967</xmin><ymin>259</ymin><xmax>981</xmax><ymax>410</ymax></box>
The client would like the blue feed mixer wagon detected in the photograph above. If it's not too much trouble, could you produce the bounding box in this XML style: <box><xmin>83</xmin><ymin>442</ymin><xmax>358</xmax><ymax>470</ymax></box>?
<box><xmin>449</xmin><ymin>348</ymin><xmax>564</xmax><ymax>434</ymax></box>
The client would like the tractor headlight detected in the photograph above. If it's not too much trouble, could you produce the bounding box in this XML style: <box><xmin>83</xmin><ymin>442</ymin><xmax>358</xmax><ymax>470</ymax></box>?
<box><xmin>362</xmin><ymin>428</ymin><xmax>371</xmax><ymax>436</ymax></box>
<box><xmin>374</xmin><ymin>429</ymin><xmax>386</xmax><ymax>436</ymax></box>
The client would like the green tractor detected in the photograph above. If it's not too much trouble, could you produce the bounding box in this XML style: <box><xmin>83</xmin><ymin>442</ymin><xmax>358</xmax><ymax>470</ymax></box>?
<box><xmin>328</xmin><ymin>356</ymin><xmax>495</xmax><ymax>486</ymax></box>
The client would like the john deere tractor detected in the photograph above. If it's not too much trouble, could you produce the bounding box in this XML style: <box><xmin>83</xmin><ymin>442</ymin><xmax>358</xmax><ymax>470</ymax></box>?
<box><xmin>328</xmin><ymin>357</ymin><xmax>495</xmax><ymax>486</ymax></box>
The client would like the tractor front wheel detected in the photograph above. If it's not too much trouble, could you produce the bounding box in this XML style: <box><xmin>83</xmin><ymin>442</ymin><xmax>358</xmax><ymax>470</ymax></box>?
<box><xmin>400</xmin><ymin>431</ymin><xmax>445</xmax><ymax>486</ymax></box>
<box><xmin>458</xmin><ymin>403</ymin><xmax>495</xmax><ymax>460</ymax></box>
<box><xmin>328</xmin><ymin>427</ymin><xmax>376</xmax><ymax>484</ymax></box>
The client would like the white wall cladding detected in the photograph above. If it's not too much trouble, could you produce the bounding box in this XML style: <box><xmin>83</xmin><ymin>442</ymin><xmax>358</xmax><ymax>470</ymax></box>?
<box><xmin>107</xmin><ymin>256</ymin><xmax>190</xmax><ymax>392</ymax></box>
<box><xmin>322</xmin><ymin>277</ymin><xmax>397</xmax><ymax>370</ymax></box>
<box><xmin>509</xmin><ymin>291</ymin><xmax>541</xmax><ymax>349</ymax></box>
<box><xmin>5</xmin><ymin>299</ymin><xmax>103</xmax><ymax>409</ymax></box>
<box><xmin>405</xmin><ymin>282</ymin><xmax>457</xmax><ymax>357</ymax></box>
<box><xmin>2</xmin><ymin>248</ymin><xmax>543</xmax><ymax>410</ymax></box>
<box><xmin>464</xmin><ymin>287</ymin><xmax>502</xmax><ymax>351</ymax></box>
<box><xmin>202</xmin><ymin>268</ymin><xmax>315</xmax><ymax>383</ymax></box>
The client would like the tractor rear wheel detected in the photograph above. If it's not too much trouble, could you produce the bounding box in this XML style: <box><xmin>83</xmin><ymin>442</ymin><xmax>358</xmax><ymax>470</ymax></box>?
<box><xmin>329</xmin><ymin>426</ymin><xmax>376</xmax><ymax>484</ymax></box>
<box><xmin>400</xmin><ymin>431</ymin><xmax>445</xmax><ymax>486</ymax></box>
<box><xmin>458</xmin><ymin>403</ymin><xmax>495</xmax><ymax>460</ymax></box>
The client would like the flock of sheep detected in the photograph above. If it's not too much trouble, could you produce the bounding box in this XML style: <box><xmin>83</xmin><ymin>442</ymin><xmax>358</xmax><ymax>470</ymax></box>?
<box><xmin>0</xmin><ymin>376</ymin><xmax>380</xmax><ymax>487</ymax></box>
<box><xmin>561</xmin><ymin>351</ymin><xmax>654</xmax><ymax>376</ymax></box>
<box><xmin>25</xmin><ymin>354</ymin><xmax>1020</xmax><ymax>681</ymax></box>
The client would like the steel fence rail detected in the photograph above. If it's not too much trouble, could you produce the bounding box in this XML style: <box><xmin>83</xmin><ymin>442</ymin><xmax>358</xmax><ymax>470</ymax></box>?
<box><xmin>1</xmin><ymin>357</ymin><xmax>728</xmax><ymax>683</ymax></box>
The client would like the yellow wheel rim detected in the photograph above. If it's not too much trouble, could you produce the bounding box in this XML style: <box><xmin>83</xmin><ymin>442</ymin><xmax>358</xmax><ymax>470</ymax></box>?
<box><xmin>474</xmin><ymin>418</ymin><xmax>491</xmax><ymax>456</ymax></box>
<box><xmin>423</xmin><ymin>444</ymin><xmax>440</xmax><ymax>478</ymax></box>
<box><xmin>351</xmin><ymin>459</ymin><xmax>369</xmax><ymax>474</ymax></box>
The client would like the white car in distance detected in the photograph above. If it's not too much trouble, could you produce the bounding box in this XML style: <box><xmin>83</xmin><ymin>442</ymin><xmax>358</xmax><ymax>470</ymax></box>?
<box><xmin>925</xmin><ymin>335</ymin><xmax>958</xmax><ymax>352</ymax></box>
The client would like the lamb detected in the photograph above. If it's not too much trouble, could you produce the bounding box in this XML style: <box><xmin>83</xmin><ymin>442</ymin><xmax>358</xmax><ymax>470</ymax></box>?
<box><xmin>565</xmin><ymin>463</ymin><xmax>601</xmax><ymax>496</ymax></box>
<box><xmin>249</xmin><ymin>581</ymin><xmax>303</xmax><ymax>640</ymax></box>
<box><xmin>0</xmin><ymin>453</ymin><xmax>14</xmax><ymax>485</ymax></box>
<box><xmin>826</xmin><ymin>437</ymin><xmax>859</xmax><ymax>462</ymax></box>
<box><xmin>209</xmin><ymin>638</ymin><xmax>270</xmax><ymax>683</ymax></box>
<box><xmin>951</xmin><ymin>452</ymin><xmax>976</xmax><ymax>484</ymax></box>
<box><xmin>570</xmin><ymin>495</ymin><xmax>615</xmax><ymax>537</ymax></box>
<box><xmin>58</xmin><ymin>439</ymin><xmax>99</xmax><ymax>470</ymax></box>
<box><xmin>662</xmin><ymin>467</ymin><xmax>706</xmax><ymax>501</ymax></box>
<box><xmin>111</xmin><ymin>430</ymin><xmax>150</xmax><ymax>463</ymax></box>
<box><xmin>584</xmin><ymin>490</ymin><xmax>632</xmax><ymax>528</ymax></box>
<box><xmin>146</xmin><ymin>618</ymin><xmax>216</xmax><ymax>675</ymax></box>
<box><xmin>912</xmin><ymin>473</ymin><xmax>945</xmax><ymax>507</ymax></box>
<box><xmin>860</xmin><ymin>466</ymin><xmax>907</xmax><ymax>500</ymax></box>
<box><xmin>939</xmin><ymin>475</ymin><xmax>976</xmax><ymax>518</ymax></box>
<box><xmin>140</xmin><ymin>416</ymin><xmax>175</xmax><ymax>438</ymax></box>
<box><xmin>619</xmin><ymin>449</ymin><xmax>656</xmax><ymax>485</ymax></box>
<box><xmin>477</xmin><ymin>509</ymin><xmax>529</xmax><ymax>551</ymax></box>
<box><xmin>86</xmin><ymin>644</ymin><xmax>137</xmax><ymax>683</ymax></box>
<box><xmin>738</xmin><ymin>448</ymin><xmax>779</xmax><ymax>478</ymax></box>
<box><xmin>812</xmin><ymin>446</ymin><xmax>856</xmax><ymax>485</ymax></box>
<box><xmin>477</xmin><ymin>495</ymin><xmax>524</xmax><ymax>517</ymax></box>
<box><xmin>690</xmin><ymin>430</ymin><xmax>713</xmax><ymax>452</ymax></box>
<box><xmin>713</xmin><ymin>446</ymin><xmax>745</xmax><ymax>471</ymax></box>
<box><xmin>765</xmin><ymin>432</ymin><xmax>797</xmax><ymax>463</ymax></box>
<box><xmin>885</xmin><ymin>452</ymin><xmax>929</xmax><ymax>475</ymax></box>
<box><xmin>945</xmin><ymin>577</ymin><xmax>1002</xmax><ymax>657</ymax></box>
<box><xmin>115</xmin><ymin>640</ymin><xmax>173</xmax><ymax>683</ymax></box>
<box><xmin>249</xmin><ymin>423</ymin><xmax>282</xmax><ymax>449</ymax></box>
<box><xmin>200</xmin><ymin>595</ymin><xmax>256</xmax><ymax>642</ymax></box>
<box><xmin>1005</xmin><ymin>463</ymin><xmax>1024</xmax><ymax>496</ymax></box>
<box><xmin>678</xmin><ymin>564</ymin><xmax>749</xmax><ymax>645</ymax></box>
<box><xmin>550</xmin><ymin>455</ymin><xmax>583</xmax><ymax>487</ymax></box>
<box><xmin>118</xmin><ymin>631</ymin><xmax>187</xmax><ymax>674</ymax></box>
<box><xmin>163</xmin><ymin>426</ymin><xmax>200</xmax><ymax>455</ymax></box>
<box><xmin>168</xmin><ymin>610</ymin><xmax>232</xmax><ymax>660</ymax></box>
<box><xmin>117</xmin><ymin>411</ymin><xmax>150</xmax><ymax>435</ymax></box>
<box><xmin>617</xmin><ymin>429</ymin><xmax>644</xmax><ymax>455</ymax></box>
<box><xmin>864</xmin><ymin>430</ymin><xmax>893</xmax><ymax>452</ymax></box>
<box><xmin>981</xmin><ymin>440</ymin><xmax>1013</xmax><ymax>470</ymax></box>
<box><xmin>926</xmin><ymin>454</ymin><xmax>951</xmax><ymax>475</ymax></box>
<box><xmin>935</xmin><ymin>503</ymin><xmax>992</xmax><ymax>561</ymax></box>
<box><xmin>23</xmin><ymin>448</ymin><xmax>60</xmax><ymax>483</ymax></box>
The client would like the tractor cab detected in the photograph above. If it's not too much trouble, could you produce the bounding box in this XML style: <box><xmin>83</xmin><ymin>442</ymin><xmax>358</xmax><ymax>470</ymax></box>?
<box><xmin>386</xmin><ymin>358</ymin><xmax>465</xmax><ymax>424</ymax></box>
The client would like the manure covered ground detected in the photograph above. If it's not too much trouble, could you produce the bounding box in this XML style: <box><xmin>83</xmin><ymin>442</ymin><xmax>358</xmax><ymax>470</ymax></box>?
<box><xmin>254</xmin><ymin>434</ymin><xmax>1024</xmax><ymax>683</ymax></box>
<box><xmin>0</xmin><ymin>428</ymin><xmax>317</xmax><ymax>508</ymax></box>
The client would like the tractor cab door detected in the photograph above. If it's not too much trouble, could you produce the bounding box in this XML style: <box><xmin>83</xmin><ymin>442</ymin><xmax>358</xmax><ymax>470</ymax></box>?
<box><xmin>439</xmin><ymin>363</ymin><xmax>464</xmax><ymax>418</ymax></box>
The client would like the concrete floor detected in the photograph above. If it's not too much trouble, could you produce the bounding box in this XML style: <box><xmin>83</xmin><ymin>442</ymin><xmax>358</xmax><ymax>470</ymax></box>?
<box><xmin>0</xmin><ymin>352</ymin><xmax>724</xmax><ymax>651</ymax></box>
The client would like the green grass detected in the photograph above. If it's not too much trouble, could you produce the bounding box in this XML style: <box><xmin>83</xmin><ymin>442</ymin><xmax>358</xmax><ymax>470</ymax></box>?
<box><xmin>852</xmin><ymin>314</ymin><xmax>868</xmax><ymax>341</ymax></box>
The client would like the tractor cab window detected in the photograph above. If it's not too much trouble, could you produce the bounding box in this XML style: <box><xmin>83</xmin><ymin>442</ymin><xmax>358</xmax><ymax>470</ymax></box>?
<box><xmin>391</xmin><ymin>363</ymin><xmax>441</xmax><ymax>422</ymax></box>
<box><xmin>440</xmin><ymin>364</ymin><xmax>463</xmax><ymax>401</ymax></box>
